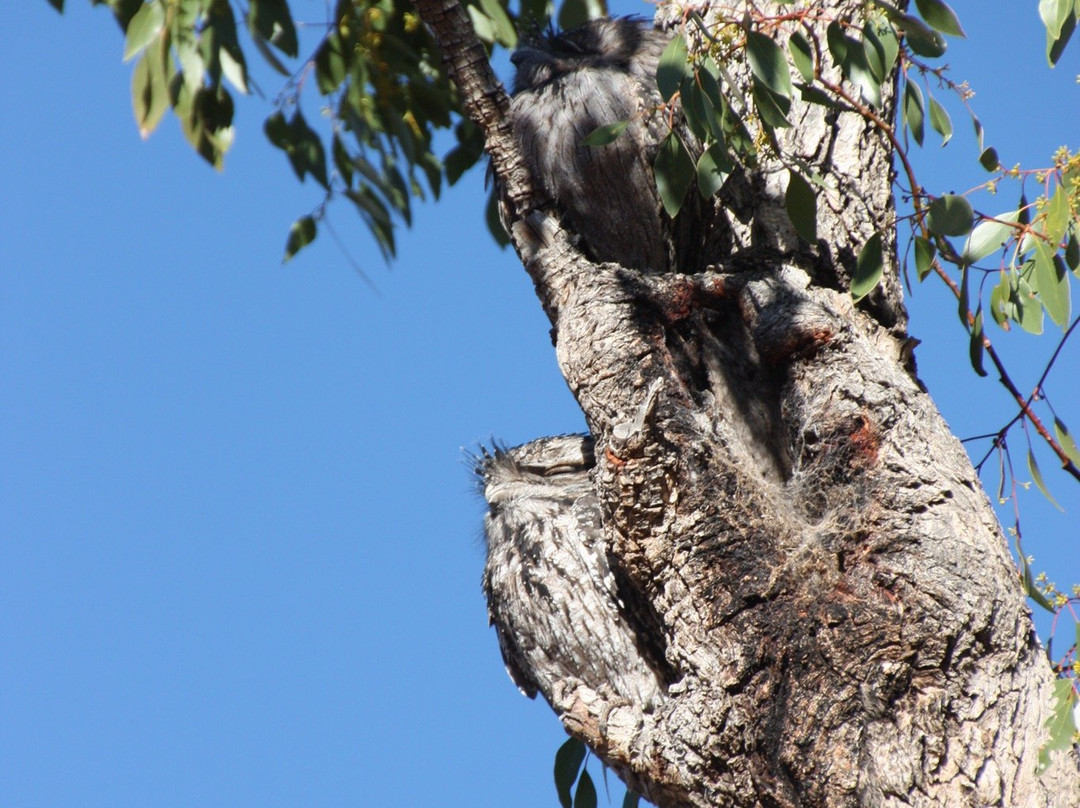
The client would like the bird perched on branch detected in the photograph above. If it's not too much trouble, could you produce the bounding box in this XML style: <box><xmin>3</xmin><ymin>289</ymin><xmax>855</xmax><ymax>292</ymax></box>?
<box><xmin>475</xmin><ymin>435</ymin><xmax>664</xmax><ymax>706</ymax></box>
<box><xmin>506</xmin><ymin>17</ymin><xmax>704</xmax><ymax>273</ymax></box>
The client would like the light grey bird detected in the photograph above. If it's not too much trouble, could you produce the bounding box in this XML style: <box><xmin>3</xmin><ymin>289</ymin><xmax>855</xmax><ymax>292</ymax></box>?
<box><xmin>475</xmin><ymin>434</ymin><xmax>664</xmax><ymax>706</ymax></box>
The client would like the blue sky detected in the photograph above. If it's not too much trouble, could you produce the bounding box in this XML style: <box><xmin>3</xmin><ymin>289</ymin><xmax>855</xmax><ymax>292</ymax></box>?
<box><xmin>2</xmin><ymin>2</ymin><xmax>1078</xmax><ymax>807</ymax></box>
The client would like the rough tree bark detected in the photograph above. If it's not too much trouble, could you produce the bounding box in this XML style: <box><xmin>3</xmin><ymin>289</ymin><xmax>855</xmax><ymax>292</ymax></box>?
<box><xmin>413</xmin><ymin>0</ymin><xmax>1080</xmax><ymax>805</ymax></box>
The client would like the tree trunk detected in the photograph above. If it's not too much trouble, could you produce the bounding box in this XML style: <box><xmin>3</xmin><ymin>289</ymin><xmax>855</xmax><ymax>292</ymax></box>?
<box><xmin>414</xmin><ymin>0</ymin><xmax>1080</xmax><ymax>804</ymax></box>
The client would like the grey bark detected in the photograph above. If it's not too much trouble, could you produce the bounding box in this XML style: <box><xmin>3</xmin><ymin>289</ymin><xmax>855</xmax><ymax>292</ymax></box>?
<box><xmin>411</xmin><ymin>0</ymin><xmax>1080</xmax><ymax>805</ymax></box>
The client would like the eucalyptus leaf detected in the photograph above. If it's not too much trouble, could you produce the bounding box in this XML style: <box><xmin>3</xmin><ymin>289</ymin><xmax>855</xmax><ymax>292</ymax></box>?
<box><xmin>574</xmin><ymin>770</ymin><xmax>598</xmax><ymax>808</ymax></box>
<box><xmin>852</xmin><ymin>233</ymin><xmax>884</xmax><ymax>301</ymax></box>
<box><xmin>657</xmin><ymin>35</ymin><xmax>690</xmax><ymax>102</ymax></box>
<box><xmin>751</xmin><ymin>80</ymin><xmax>792</xmax><ymax>128</ymax></box>
<box><xmin>961</xmin><ymin>210</ymin><xmax>1019</xmax><ymax>263</ymax></box>
<box><xmin>654</xmin><ymin>132</ymin><xmax>696</xmax><ymax>217</ymax></box>
<box><xmin>1027</xmin><ymin>449</ymin><xmax>1063</xmax><ymax>510</ymax></box>
<box><xmin>979</xmin><ymin>146</ymin><xmax>1000</xmax><ymax>172</ymax></box>
<box><xmin>914</xmin><ymin>234</ymin><xmax>936</xmax><ymax>280</ymax></box>
<box><xmin>1066</xmin><ymin>231</ymin><xmax>1079</xmax><ymax>272</ymax></box>
<box><xmin>1033</xmin><ymin>240</ymin><xmax>1071</xmax><ymax>327</ymax></box>
<box><xmin>968</xmin><ymin>309</ymin><xmax>987</xmax><ymax>376</ymax></box>
<box><xmin>914</xmin><ymin>0</ymin><xmax>966</xmax><ymax>37</ymax></box>
<box><xmin>696</xmin><ymin>142</ymin><xmax>732</xmax><ymax>198</ymax></box>
<box><xmin>1047</xmin><ymin>10</ymin><xmax>1076</xmax><ymax>66</ymax></box>
<box><xmin>896</xmin><ymin>13</ymin><xmax>947</xmax><ymax>57</ymax></box>
<box><xmin>1015</xmin><ymin>274</ymin><xmax>1045</xmax><ymax>334</ymax></box>
<box><xmin>123</xmin><ymin>1</ymin><xmax>165</xmax><ymax>61</ymax></box>
<box><xmin>927</xmin><ymin>93</ymin><xmax>952</xmax><ymax>144</ymax></box>
<box><xmin>582</xmin><ymin>120</ymin><xmax>631</xmax><ymax>147</ymax></box>
<box><xmin>746</xmin><ymin>31</ymin><xmax>792</xmax><ymax>98</ymax></box>
<box><xmin>248</xmin><ymin>0</ymin><xmax>299</xmax><ymax>58</ymax></box>
<box><xmin>789</xmin><ymin>31</ymin><xmax>815</xmax><ymax>81</ymax></box>
<box><xmin>989</xmin><ymin>272</ymin><xmax>1011</xmax><ymax>328</ymax></box>
<box><xmin>1041</xmin><ymin>0</ymin><xmax>1074</xmax><ymax>38</ymax></box>
<box><xmin>927</xmin><ymin>194</ymin><xmax>973</xmax><ymax>237</ymax></box>
<box><xmin>903</xmin><ymin>81</ymin><xmax>925</xmax><ymax>146</ymax></box>
<box><xmin>283</xmin><ymin>215</ymin><xmax>316</xmax><ymax>262</ymax></box>
<box><xmin>554</xmin><ymin>738</ymin><xmax>587</xmax><ymax>808</ymax></box>
<box><xmin>1043</xmin><ymin>186</ymin><xmax>1070</xmax><ymax>247</ymax></box>
<box><xmin>785</xmin><ymin>169</ymin><xmax>818</xmax><ymax>243</ymax></box>
<box><xmin>1054</xmin><ymin>418</ymin><xmax>1080</xmax><ymax>466</ymax></box>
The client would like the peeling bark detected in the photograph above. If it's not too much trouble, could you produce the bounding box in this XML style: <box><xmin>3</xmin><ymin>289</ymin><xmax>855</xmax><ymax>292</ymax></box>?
<box><xmin>412</xmin><ymin>0</ymin><xmax>1080</xmax><ymax>804</ymax></box>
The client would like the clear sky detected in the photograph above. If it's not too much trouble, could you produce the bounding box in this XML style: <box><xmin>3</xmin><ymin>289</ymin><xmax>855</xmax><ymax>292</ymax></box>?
<box><xmin>2</xmin><ymin>2</ymin><xmax>1078</xmax><ymax>807</ymax></box>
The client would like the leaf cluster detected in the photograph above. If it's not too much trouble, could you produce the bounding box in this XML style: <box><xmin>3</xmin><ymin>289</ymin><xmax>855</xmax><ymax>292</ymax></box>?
<box><xmin>554</xmin><ymin>738</ymin><xmax>639</xmax><ymax>808</ymax></box>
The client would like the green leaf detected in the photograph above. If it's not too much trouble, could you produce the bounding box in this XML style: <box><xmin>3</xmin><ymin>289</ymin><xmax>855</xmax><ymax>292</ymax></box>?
<box><xmin>583</xmin><ymin>120</ymin><xmax>631</xmax><ymax>147</ymax></box>
<box><xmin>283</xmin><ymin>215</ymin><xmax>316</xmax><ymax>262</ymax></box>
<box><xmin>864</xmin><ymin>18</ymin><xmax>899</xmax><ymax>80</ymax></box>
<box><xmin>696</xmin><ymin>57</ymin><xmax>725</xmax><ymax>114</ymax></box>
<box><xmin>1054</xmin><ymin>418</ymin><xmax>1080</xmax><ymax>466</ymax></box>
<box><xmin>1065</xmin><ymin>230</ymin><xmax>1080</xmax><ymax>272</ymax></box>
<box><xmin>1044</xmin><ymin>187</ymin><xmax>1071</xmax><ymax>247</ymax></box>
<box><xmin>914</xmin><ymin>234</ymin><xmax>936</xmax><ymax>280</ymax></box>
<box><xmin>746</xmin><ymin>31</ymin><xmax>792</xmax><ymax>99</ymax></box>
<box><xmin>789</xmin><ymin>31</ymin><xmax>814</xmax><ymax>82</ymax></box>
<box><xmin>826</xmin><ymin>21</ymin><xmax>849</xmax><ymax>66</ymax></box>
<box><xmin>682</xmin><ymin>76</ymin><xmax>722</xmax><ymax>141</ymax></box>
<box><xmin>554</xmin><ymin>738</ymin><xmax>587</xmax><ymax>808</ymax></box>
<box><xmin>479</xmin><ymin>0</ymin><xmax>517</xmax><ymax>47</ymax></box>
<box><xmin>903</xmin><ymin>81</ymin><xmax>925</xmax><ymax>146</ymax></box>
<box><xmin>961</xmin><ymin>210</ymin><xmax>1019</xmax><ymax>263</ymax></box>
<box><xmin>131</xmin><ymin>34</ymin><xmax>170</xmax><ymax>138</ymax></box>
<box><xmin>968</xmin><ymin>309</ymin><xmax>987</xmax><ymax>376</ymax></box>
<box><xmin>314</xmin><ymin>33</ymin><xmax>348</xmax><ymax>95</ymax></box>
<box><xmin>248</xmin><ymin>0</ymin><xmax>299</xmax><ymax>58</ymax></box>
<box><xmin>332</xmin><ymin>134</ymin><xmax>353</xmax><ymax>186</ymax></box>
<box><xmin>123</xmin><ymin>1</ymin><xmax>165</xmax><ymax>61</ymax></box>
<box><xmin>654</xmin><ymin>132</ymin><xmax>696</xmax><ymax>217</ymax></box>
<box><xmin>621</xmin><ymin>791</ymin><xmax>641</xmax><ymax>808</ymax></box>
<box><xmin>467</xmin><ymin>7</ymin><xmax>495</xmax><ymax>45</ymax></box>
<box><xmin>957</xmin><ymin>265</ymin><xmax>970</xmax><ymax>326</ymax></box>
<box><xmin>265</xmin><ymin>110</ymin><xmax>329</xmax><ymax>189</ymax></box>
<box><xmin>696</xmin><ymin>141</ymin><xmax>733</xmax><ymax>198</ymax></box>
<box><xmin>47</xmin><ymin>0</ymin><xmax>64</xmax><ymax>11</ymax></box>
<box><xmin>798</xmin><ymin>83</ymin><xmax>841</xmax><ymax>109</ymax></box>
<box><xmin>574</xmin><ymin>770</ymin><xmax>598</xmax><ymax>808</ymax></box>
<box><xmin>1047</xmin><ymin>10</ymin><xmax>1077</xmax><ymax>66</ymax></box>
<box><xmin>927</xmin><ymin>94</ymin><xmax>952</xmax><ymax>145</ymax></box>
<box><xmin>1040</xmin><ymin>680</ymin><xmax>1079</xmax><ymax>772</ymax></box>
<box><xmin>751</xmin><ymin>80</ymin><xmax>792</xmax><ymax>128</ymax></box>
<box><xmin>927</xmin><ymin>194</ymin><xmax>973</xmax><ymax>237</ymax></box>
<box><xmin>1015</xmin><ymin>273</ymin><xmax>1045</xmax><ymax>334</ymax></box>
<box><xmin>1028</xmin><ymin>449</ymin><xmax>1063</xmax><ymax>510</ymax></box>
<box><xmin>989</xmin><ymin>272</ymin><xmax>1011</xmax><ymax>328</ymax></box>
<box><xmin>657</xmin><ymin>35</ymin><xmax>690</xmax><ymax>102</ymax></box>
<box><xmin>1033</xmin><ymin>241</ymin><xmax>1071</xmax><ymax>326</ymax></box>
<box><xmin>1021</xmin><ymin>553</ymin><xmax>1055</xmax><ymax>612</ymax></box>
<box><xmin>914</xmin><ymin>0</ymin><xmax>966</xmax><ymax>37</ymax></box>
<box><xmin>785</xmin><ymin>169</ymin><xmax>817</xmax><ymax>243</ymax></box>
<box><xmin>979</xmin><ymin>146</ymin><xmax>1000</xmax><ymax>172</ymax></box>
<box><xmin>346</xmin><ymin>188</ymin><xmax>396</xmax><ymax>259</ymax></box>
<box><xmin>852</xmin><ymin>233</ymin><xmax>884</xmax><ymax>301</ymax></box>
<box><xmin>896</xmin><ymin>13</ymin><xmax>947</xmax><ymax>57</ymax></box>
<box><xmin>1041</xmin><ymin>0</ymin><xmax>1074</xmax><ymax>38</ymax></box>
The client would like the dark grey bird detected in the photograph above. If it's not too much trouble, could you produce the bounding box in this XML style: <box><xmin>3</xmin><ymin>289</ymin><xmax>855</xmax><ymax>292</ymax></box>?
<box><xmin>507</xmin><ymin>18</ymin><xmax>700</xmax><ymax>273</ymax></box>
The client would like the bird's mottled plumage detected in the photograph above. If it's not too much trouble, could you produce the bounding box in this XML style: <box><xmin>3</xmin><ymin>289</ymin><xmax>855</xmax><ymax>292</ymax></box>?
<box><xmin>476</xmin><ymin>435</ymin><xmax>662</xmax><ymax>706</ymax></box>
<box><xmin>507</xmin><ymin>18</ymin><xmax>699</xmax><ymax>273</ymax></box>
